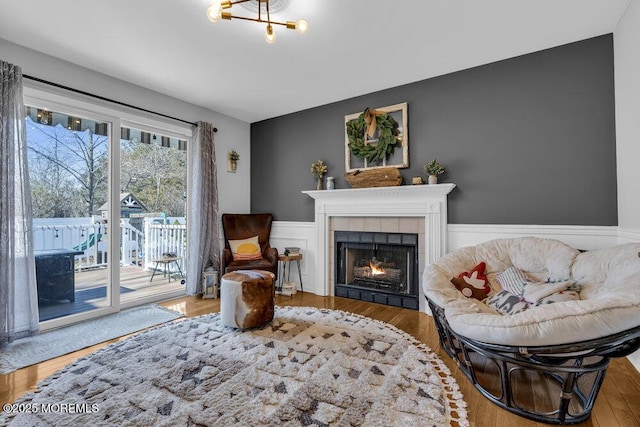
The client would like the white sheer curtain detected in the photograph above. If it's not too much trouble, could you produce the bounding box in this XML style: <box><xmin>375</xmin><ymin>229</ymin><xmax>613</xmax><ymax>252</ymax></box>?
<box><xmin>186</xmin><ymin>122</ymin><xmax>220</xmax><ymax>294</ymax></box>
<box><xmin>0</xmin><ymin>60</ymin><xmax>39</xmax><ymax>345</ymax></box>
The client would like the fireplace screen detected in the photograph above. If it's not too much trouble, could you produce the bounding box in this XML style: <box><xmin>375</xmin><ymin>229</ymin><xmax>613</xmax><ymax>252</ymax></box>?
<box><xmin>335</xmin><ymin>231</ymin><xmax>418</xmax><ymax>309</ymax></box>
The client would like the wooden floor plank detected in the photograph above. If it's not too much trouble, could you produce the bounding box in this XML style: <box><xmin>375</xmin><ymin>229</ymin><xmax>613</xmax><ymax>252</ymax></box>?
<box><xmin>2</xmin><ymin>293</ymin><xmax>638</xmax><ymax>427</ymax></box>
<box><xmin>597</xmin><ymin>365</ymin><xmax>640</xmax><ymax>427</ymax></box>
<box><xmin>607</xmin><ymin>358</ymin><xmax>640</xmax><ymax>424</ymax></box>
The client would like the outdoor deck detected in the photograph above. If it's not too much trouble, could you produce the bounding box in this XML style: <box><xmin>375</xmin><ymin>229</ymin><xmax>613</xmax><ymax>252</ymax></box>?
<box><xmin>38</xmin><ymin>265</ymin><xmax>186</xmax><ymax>321</ymax></box>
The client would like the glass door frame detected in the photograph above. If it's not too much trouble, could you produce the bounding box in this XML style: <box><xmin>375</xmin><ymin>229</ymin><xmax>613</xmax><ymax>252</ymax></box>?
<box><xmin>24</xmin><ymin>84</ymin><xmax>193</xmax><ymax>331</ymax></box>
<box><xmin>118</xmin><ymin>119</ymin><xmax>192</xmax><ymax>311</ymax></box>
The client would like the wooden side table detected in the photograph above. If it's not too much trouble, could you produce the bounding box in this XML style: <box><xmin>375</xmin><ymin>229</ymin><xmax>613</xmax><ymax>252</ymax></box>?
<box><xmin>277</xmin><ymin>253</ymin><xmax>303</xmax><ymax>295</ymax></box>
<box><xmin>150</xmin><ymin>257</ymin><xmax>183</xmax><ymax>282</ymax></box>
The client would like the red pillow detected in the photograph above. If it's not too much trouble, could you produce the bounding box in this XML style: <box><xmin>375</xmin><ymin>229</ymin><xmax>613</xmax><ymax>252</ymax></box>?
<box><xmin>451</xmin><ymin>262</ymin><xmax>490</xmax><ymax>300</ymax></box>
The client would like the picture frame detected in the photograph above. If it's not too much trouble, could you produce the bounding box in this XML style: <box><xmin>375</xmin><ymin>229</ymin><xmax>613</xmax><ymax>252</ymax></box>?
<box><xmin>344</xmin><ymin>102</ymin><xmax>408</xmax><ymax>172</ymax></box>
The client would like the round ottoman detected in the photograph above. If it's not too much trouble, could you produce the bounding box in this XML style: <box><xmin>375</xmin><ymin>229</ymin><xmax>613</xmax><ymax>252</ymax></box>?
<box><xmin>220</xmin><ymin>270</ymin><xmax>275</xmax><ymax>329</ymax></box>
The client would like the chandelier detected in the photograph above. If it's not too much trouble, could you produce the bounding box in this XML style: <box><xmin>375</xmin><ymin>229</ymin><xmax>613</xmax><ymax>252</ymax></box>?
<box><xmin>206</xmin><ymin>0</ymin><xmax>308</xmax><ymax>44</ymax></box>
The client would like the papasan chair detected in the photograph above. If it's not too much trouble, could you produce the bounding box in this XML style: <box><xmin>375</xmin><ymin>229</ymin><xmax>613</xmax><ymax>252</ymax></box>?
<box><xmin>423</xmin><ymin>237</ymin><xmax>640</xmax><ymax>424</ymax></box>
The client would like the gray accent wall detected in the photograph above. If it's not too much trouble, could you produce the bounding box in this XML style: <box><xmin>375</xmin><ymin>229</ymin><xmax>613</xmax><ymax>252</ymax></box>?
<box><xmin>251</xmin><ymin>35</ymin><xmax>617</xmax><ymax>225</ymax></box>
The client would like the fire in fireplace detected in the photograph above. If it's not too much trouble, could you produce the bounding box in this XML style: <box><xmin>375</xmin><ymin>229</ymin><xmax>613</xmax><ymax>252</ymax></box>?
<box><xmin>335</xmin><ymin>231</ymin><xmax>418</xmax><ymax>310</ymax></box>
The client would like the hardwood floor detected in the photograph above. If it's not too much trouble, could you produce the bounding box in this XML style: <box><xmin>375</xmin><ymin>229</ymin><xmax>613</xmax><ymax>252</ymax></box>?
<box><xmin>2</xmin><ymin>293</ymin><xmax>639</xmax><ymax>426</ymax></box>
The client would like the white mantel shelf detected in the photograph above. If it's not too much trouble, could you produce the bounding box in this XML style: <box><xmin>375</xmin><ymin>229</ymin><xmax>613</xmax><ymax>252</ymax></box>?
<box><xmin>302</xmin><ymin>183</ymin><xmax>456</xmax><ymax>200</ymax></box>
<box><xmin>303</xmin><ymin>184</ymin><xmax>456</xmax><ymax>217</ymax></box>
<box><xmin>303</xmin><ymin>183</ymin><xmax>456</xmax><ymax>313</ymax></box>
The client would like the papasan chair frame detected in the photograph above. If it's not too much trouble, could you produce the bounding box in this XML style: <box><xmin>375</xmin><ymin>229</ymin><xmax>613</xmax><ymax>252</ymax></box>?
<box><xmin>423</xmin><ymin>237</ymin><xmax>640</xmax><ymax>424</ymax></box>
<box><xmin>428</xmin><ymin>298</ymin><xmax>640</xmax><ymax>424</ymax></box>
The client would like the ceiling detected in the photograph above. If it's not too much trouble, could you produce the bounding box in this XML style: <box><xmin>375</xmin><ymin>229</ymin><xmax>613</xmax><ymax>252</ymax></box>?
<box><xmin>0</xmin><ymin>0</ymin><xmax>631</xmax><ymax>123</ymax></box>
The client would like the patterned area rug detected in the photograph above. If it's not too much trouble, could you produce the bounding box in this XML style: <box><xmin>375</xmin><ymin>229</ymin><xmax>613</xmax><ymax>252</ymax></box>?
<box><xmin>1</xmin><ymin>306</ymin><xmax>468</xmax><ymax>426</ymax></box>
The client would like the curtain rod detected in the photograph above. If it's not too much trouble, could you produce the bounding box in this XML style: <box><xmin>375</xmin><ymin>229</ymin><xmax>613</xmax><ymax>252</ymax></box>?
<box><xmin>23</xmin><ymin>74</ymin><xmax>217</xmax><ymax>132</ymax></box>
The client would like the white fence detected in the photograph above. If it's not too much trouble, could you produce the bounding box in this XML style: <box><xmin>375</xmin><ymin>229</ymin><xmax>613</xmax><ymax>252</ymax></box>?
<box><xmin>144</xmin><ymin>220</ymin><xmax>187</xmax><ymax>274</ymax></box>
<box><xmin>33</xmin><ymin>217</ymin><xmax>186</xmax><ymax>273</ymax></box>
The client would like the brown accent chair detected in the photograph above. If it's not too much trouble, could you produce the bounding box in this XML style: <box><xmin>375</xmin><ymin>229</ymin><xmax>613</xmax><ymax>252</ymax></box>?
<box><xmin>221</xmin><ymin>213</ymin><xmax>278</xmax><ymax>278</ymax></box>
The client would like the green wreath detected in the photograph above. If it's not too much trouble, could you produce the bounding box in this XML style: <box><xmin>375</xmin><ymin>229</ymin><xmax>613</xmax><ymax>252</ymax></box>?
<box><xmin>346</xmin><ymin>109</ymin><xmax>401</xmax><ymax>164</ymax></box>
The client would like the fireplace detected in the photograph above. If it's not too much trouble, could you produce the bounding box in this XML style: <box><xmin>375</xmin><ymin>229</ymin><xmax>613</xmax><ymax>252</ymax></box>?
<box><xmin>303</xmin><ymin>184</ymin><xmax>456</xmax><ymax>314</ymax></box>
<box><xmin>335</xmin><ymin>231</ymin><xmax>418</xmax><ymax>310</ymax></box>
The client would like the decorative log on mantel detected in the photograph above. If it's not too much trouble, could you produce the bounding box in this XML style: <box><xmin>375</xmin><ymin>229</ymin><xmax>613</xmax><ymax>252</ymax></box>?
<box><xmin>344</xmin><ymin>167</ymin><xmax>402</xmax><ymax>188</ymax></box>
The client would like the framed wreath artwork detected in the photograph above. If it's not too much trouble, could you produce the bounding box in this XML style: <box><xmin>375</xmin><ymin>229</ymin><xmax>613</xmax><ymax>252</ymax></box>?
<box><xmin>344</xmin><ymin>102</ymin><xmax>408</xmax><ymax>172</ymax></box>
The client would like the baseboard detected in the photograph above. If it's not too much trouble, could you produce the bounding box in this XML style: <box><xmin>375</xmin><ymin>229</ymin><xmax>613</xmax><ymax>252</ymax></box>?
<box><xmin>628</xmin><ymin>350</ymin><xmax>640</xmax><ymax>373</ymax></box>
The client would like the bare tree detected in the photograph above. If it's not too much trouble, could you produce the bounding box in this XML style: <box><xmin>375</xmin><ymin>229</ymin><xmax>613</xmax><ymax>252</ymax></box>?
<box><xmin>27</xmin><ymin>119</ymin><xmax>108</xmax><ymax>217</ymax></box>
<box><xmin>27</xmin><ymin>117</ymin><xmax>186</xmax><ymax>219</ymax></box>
<box><xmin>120</xmin><ymin>140</ymin><xmax>187</xmax><ymax>216</ymax></box>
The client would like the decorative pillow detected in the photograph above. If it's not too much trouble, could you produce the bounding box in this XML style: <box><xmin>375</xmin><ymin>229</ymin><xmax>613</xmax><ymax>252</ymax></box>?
<box><xmin>451</xmin><ymin>277</ymin><xmax>490</xmax><ymax>300</ymax></box>
<box><xmin>229</xmin><ymin>236</ymin><xmax>263</xmax><ymax>261</ymax></box>
<box><xmin>485</xmin><ymin>290</ymin><xmax>531</xmax><ymax>315</ymax></box>
<box><xmin>496</xmin><ymin>267</ymin><xmax>528</xmax><ymax>295</ymax></box>
<box><xmin>451</xmin><ymin>262</ymin><xmax>490</xmax><ymax>300</ymax></box>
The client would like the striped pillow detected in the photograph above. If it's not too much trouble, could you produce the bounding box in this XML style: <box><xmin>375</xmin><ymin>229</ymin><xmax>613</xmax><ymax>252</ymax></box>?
<box><xmin>229</xmin><ymin>236</ymin><xmax>263</xmax><ymax>261</ymax></box>
<box><xmin>496</xmin><ymin>267</ymin><xmax>528</xmax><ymax>295</ymax></box>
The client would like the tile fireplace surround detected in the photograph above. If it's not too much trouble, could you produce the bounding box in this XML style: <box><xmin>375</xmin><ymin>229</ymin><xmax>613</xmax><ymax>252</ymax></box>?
<box><xmin>303</xmin><ymin>184</ymin><xmax>456</xmax><ymax>313</ymax></box>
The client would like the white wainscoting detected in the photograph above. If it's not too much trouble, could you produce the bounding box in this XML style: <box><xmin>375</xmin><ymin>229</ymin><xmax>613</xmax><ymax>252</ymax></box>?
<box><xmin>270</xmin><ymin>221</ymin><xmax>318</xmax><ymax>294</ymax></box>
<box><xmin>617</xmin><ymin>227</ymin><xmax>640</xmax><ymax>372</ymax></box>
<box><xmin>618</xmin><ymin>227</ymin><xmax>640</xmax><ymax>244</ymax></box>
<box><xmin>272</xmin><ymin>222</ymin><xmax>640</xmax><ymax>297</ymax></box>
<box><xmin>448</xmin><ymin>224</ymin><xmax>621</xmax><ymax>251</ymax></box>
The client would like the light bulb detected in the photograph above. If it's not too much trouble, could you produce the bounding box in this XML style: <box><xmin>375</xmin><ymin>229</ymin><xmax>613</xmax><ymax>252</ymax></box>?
<box><xmin>207</xmin><ymin>1</ymin><xmax>222</xmax><ymax>22</ymax></box>
<box><xmin>265</xmin><ymin>25</ymin><xmax>276</xmax><ymax>44</ymax></box>
<box><xmin>295</xmin><ymin>19</ymin><xmax>308</xmax><ymax>35</ymax></box>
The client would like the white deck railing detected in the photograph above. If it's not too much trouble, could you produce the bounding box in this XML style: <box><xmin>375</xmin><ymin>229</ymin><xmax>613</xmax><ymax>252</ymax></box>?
<box><xmin>143</xmin><ymin>220</ymin><xmax>187</xmax><ymax>274</ymax></box>
<box><xmin>33</xmin><ymin>217</ymin><xmax>186</xmax><ymax>272</ymax></box>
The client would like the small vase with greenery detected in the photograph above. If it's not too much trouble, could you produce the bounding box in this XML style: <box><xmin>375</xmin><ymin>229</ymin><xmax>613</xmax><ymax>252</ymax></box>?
<box><xmin>310</xmin><ymin>160</ymin><xmax>328</xmax><ymax>190</ymax></box>
<box><xmin>227</xmin><ymin>150</ymin><xmax>240</xmax><ymax>172</ymax></box>
<box><xmin>424</xmin><ymin>159</ymin><xmax>445</xmax><ymax>184</ymax></box>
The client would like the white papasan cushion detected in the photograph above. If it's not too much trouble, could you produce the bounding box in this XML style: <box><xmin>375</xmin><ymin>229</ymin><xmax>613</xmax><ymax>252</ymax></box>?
<box><xmin>424</xmin><ymin>237</ymin><xmax>578</xmax><ymax>310</ymax></box>
<box><xmin>424</xmin><ymin>238</ymin><xmax>640</xmax><ymax>346</ymax></box>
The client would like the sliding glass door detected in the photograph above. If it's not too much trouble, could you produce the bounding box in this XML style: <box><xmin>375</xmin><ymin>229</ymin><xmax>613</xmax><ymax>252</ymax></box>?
<box><xmin>24</xmin><ymin>90</ymin><xmax>191</xmax><ymax>328</ymax></box>
<box><xmin>118</xmin><ymin>126</ymin><xmax>188</xmax><ymax>307</ymax></box>
<box><xmin>26</xmin><ymin>105</ymin><xmax>114</xmax><ymax>324</ymax></box>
